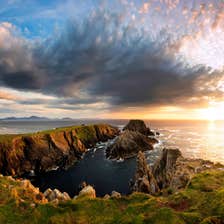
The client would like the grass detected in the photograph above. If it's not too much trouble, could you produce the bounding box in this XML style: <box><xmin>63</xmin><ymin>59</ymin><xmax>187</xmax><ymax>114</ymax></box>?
<box><xmin>0</xmin><ymin>123</ymin><xmax>111</xmax><ymax>147</ymax></box>
<box><xmin>0</xmin><ymin>170</ymin><xmax>223</xmax><ymax>224</ymax></box>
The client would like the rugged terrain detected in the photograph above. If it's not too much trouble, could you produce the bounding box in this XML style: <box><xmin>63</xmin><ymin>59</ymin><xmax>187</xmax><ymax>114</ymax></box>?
<box><xmin>0</xmin><ymin>124</ymin><xmax>119</xmax><ymax>176</ymax></box>
<box><xmin>0</xmin><ymin>167</ymin><xmax>223</xmax><ymax>223</ymax></box>
<box><xmin>0</xmin><ymin>120</ymin><xmax>223</xmax><ymax>223</ymax></box>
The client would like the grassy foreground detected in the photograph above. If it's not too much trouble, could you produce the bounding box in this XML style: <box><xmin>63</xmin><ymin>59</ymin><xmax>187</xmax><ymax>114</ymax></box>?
<box><xmin>0</xmin><ymin>170</ymin><xmax>223</xmax><ymax>224</ymax></box>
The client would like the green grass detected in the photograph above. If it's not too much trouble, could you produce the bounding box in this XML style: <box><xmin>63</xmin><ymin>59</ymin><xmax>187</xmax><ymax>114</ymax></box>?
<box><xmin>0</xmin><ymin>170</ymin><xmax>223</xmax><ymax>224</ymax></box>
<box><xmin>0</xmin><ymin>123</ymin><xmax>110</xmax><ymax>146</ymax></box>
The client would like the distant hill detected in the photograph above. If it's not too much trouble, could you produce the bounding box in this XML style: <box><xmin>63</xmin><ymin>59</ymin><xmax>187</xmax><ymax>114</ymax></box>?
<box><xmin>0</xmin><ymin>116</ymin><xmax>73</xmax><ymax>121</ymax></box>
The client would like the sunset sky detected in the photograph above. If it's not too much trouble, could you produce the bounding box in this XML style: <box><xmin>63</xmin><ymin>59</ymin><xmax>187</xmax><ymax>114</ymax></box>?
<box><xmin>0</xmin><ymin>0</ymin><xmax>224</xmax><ymax>120</ymax></box>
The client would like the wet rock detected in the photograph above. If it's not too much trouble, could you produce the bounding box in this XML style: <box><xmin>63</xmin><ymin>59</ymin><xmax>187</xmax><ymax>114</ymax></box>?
<box><xmin>78</xmin><ymin>185</ymin><xmax>96</xmax><ymax>198</ymax></box>
<box><xmin>132</xmin><ymin>151</ymin><xmax>159</xmax><ymax>195</ymax></box>
<box><xmin>123</xmin><ymin>120</ymin><xmax>154</xmax><ymax>136</ymax></box>
<box><xmin>111</xmin><ymin>191</ymin><xmax>121</xmax><ymax>198</ymax></box>
<box><xmin>106</xmin><ymin>131</ymin><xmax>158</xmax><ymax>159</ymax></box>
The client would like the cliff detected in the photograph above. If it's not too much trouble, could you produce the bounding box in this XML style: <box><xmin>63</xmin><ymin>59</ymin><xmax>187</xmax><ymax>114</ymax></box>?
<box><xmin>0</xmin><ymin>124</ymin><xmax>119</xmax><ymax>176</ymax></box>
<box><xmin>133</xmin><ymin>148</ymin><xmax>224</xmax><ymax>195</ymax></box>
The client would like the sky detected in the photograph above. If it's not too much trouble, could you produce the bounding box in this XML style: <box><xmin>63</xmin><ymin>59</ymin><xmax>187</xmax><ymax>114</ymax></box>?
<box><xmin>0</xmin><ymin>0</ymin><xmax>224</xmax><ymax>120</ymax></box>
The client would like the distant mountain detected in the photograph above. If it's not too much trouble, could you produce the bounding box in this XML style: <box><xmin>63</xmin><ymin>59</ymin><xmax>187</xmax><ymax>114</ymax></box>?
<box><xmin>0</xmin><ymin>116</ymin><xmax>51</xmax><ymax>121</ymax></box>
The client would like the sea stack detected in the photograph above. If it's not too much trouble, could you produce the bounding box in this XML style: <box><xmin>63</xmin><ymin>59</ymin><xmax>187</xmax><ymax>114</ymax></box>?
<box><xmin>123</xmin><ymin>120</ymin><xmax>155</xmax><ymax>136</ymax></box>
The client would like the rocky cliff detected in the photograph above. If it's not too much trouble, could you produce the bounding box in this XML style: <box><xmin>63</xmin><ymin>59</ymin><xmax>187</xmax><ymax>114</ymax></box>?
<box><xmin>0</xmin><ymin>124</ymin><xmax>119</xmax><ymax>176</ymax></box>
<box><xmin>106</xmin><ymin>130</ymin><xmax>158</xmax><ymax>159</ymax></box>
<box><xmin>132</xmin><ymin>151</ymin><xmax>159</xmax><ymax>195</ymax></box>
<box><xmin>133</xmin><ymin>148</ymin><xmax>224</xmax><ymax>194</ymax></box>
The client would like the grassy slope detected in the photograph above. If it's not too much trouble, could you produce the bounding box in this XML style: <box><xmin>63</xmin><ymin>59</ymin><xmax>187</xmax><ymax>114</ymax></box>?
<box><xmin>0</xmin><ymin>170</ymin><xmax>223</xmax><ymax>224</ymax></box>
<box><xmin>0</xmin><ymin>124</ymin><xmax>109</xmax><ymax>147</ymax></box>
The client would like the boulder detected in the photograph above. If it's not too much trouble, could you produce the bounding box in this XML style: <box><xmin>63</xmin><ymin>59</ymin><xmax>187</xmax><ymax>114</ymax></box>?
<box><xmin>106</xmin><ymin>131</ymin><xmax>158</xmax><ymax>159</ymax></box>
<box><xmin>123</xmin><ymin>120</ymin><xmax>154</xmax><ymax>136</ymax></box>
<box><xmin>44</xmin><ymin>188</ymin><xmax>71</xmax><ymax>202</ymax></box>
<box><xmin>103</xmin><ymin>194</ymin><xmax>110</xmax><ymax>199</ymax></box>
<box><xmin>132</xmin><ymin>151</ymin><xmax>159</xmax><ymax>195</ymax></box>
<box><xmin>78</xmin><ymin>185</ymin><xmax>96</xmax><ymax>198</ymax></box>
<box><xmin>111</xmin><ymin>191</ymin><xmax>121</xmax><ymax>198</ymax></box>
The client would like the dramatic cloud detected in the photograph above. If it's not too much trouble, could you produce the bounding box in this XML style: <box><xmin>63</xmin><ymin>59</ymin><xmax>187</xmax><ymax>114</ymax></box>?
<box><xmin>0</xmin><ymin>0</ymin><xmax>224</xmax><ymax>118</ymax></box>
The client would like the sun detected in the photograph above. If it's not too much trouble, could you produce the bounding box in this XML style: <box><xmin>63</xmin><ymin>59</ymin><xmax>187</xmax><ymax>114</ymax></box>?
<box><xmin>199</xmin><ymin>104</ymin><xmax>224</xmax><ymax>121</ymax></box>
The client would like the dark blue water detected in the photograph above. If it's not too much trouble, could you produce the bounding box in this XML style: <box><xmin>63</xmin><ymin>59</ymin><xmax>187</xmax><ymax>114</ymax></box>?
<box><xmin>34</xmin><ymin>143</ymin><xmax>137</xmax><ymax>197</ymax></box>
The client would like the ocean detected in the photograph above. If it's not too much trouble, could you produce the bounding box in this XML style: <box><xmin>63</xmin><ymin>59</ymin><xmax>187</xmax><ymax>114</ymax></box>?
<box><xmin>1</xmin><ymin>119</ymin><xmax>224</xmax><ymax>196</ymax></box>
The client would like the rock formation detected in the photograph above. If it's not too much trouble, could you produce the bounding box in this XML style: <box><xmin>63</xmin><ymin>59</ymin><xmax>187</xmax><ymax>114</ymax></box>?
<box><xmin>106</xmin><ymin>131</ymin><xmax>158</xmax><ymax>159</ymax></box>
<box><xmin>0</xmin><ymin>124</ymin><xmax>119</xmax><ymax>176</ymax></box>
<box><xmin>152</xmin><ymin>148</ymin><xmax>182</xmax><ymax>189</ymax></box>
<box><xmin>78</xmin><ymin>185</ymin><xmax>96</xmax><ymax>198</ymax></box>
<box><xmin>132</xmin><ymin>151</ymin><xmax>159</xmax><ymax>195</ymax></box>
<box><xmin>44</xmin><ymin>188</ymin><xmax>71</xmax><ymax>202</ymax></box>
<box><xmin>123</xmin><ymin>120</ymin><xmax>155</xmax><ymax>136</ymax></box>
<box><xmin>133</xmin><ymin>148</ymin><xmax>223</xmax><ymax>194</ymax></box>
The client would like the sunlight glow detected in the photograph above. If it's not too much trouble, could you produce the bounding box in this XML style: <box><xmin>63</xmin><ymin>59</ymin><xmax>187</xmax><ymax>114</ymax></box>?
<box><xmin>200</xmin><ymin>104</ymin><xmax>224</xmax><ymax>121</ymax></box>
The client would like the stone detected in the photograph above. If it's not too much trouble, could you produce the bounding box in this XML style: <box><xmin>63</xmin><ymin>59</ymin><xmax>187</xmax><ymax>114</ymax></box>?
<box><xmin>78</xmin><ymin>185</ymin><xmax>96</xmax><ymax>198</ymax></box>
<box><xmin>44</xmin><ymin>188</ymin><xmax>71</xmax><ymax>202</ymax></box>
<box><xmin>103</xmin><ymin>194</ymin><xmax>110</xmax><ymax>199</ymax></box>
<box><xmin>111</xmin><ymin>191</ymin><xmax>121</xmax><ymax>198</ymax></box>
<box><xmin>106</xmin><ymin>131</ymin><xmax>158</xmax><ymax>159</ymax></box>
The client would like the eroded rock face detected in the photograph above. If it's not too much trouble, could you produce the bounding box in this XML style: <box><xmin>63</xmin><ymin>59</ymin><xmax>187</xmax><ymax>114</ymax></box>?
<box><xmin>123</xmin><ymin>120</ymin><xmax>154</xmax><ymax>136</ymax></box>
<box><xmin>106</xmin><ymin>131</ymin><xmax>158</xmax><ymax>159</ymax></box>
<box><xmin>133</xmin><ymin>148</ymin><xmax>223</xmax><ymax>194</ymax></box>
<box><xmin>0</xmin><ymin>124</ymin><xmax>119</xmax><ymax>176</ymax></box>
<box><xmin>132</xmin><ymin>151</ymin><xmax>159</xmax><ymax>195</ymax></box>
<box><xmin>153</xmin><ymin>148</ymin><xmax>182</xmax><ymax>189</ymax></box>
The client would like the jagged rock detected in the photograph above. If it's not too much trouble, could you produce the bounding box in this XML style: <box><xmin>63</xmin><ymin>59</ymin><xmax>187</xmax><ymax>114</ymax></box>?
<box><xmin>78</xmin><ymin>185</ymin><xmax>96</xmax><ymax>198</ymax></box>
<box><xmin>151</xmin><ymin>148</ymin><xmax>221</xmax><ymax>191</ymax></box>
<box><xmin>123</xmin><ymin>120</ymin><xmax>155</xmax><ymax>136</ymax></box>
<box><xmin>153</xmin><ymin>148</ymin><xmax>182</xmax><ymax>189</ymax></box>
<box><xmin>20</xmin><ymin>179</ymin><xmax>40</xmax><ymax>195</ymax></box>
<box><xmin>103</xmin><ymin>194</ymin><xmax>110</xmax><ymax>199</ymax></box>
<box><xmin>44</xmin><ymin>188</ymin><xmax>71</xmax><ymax>202</ymax></box>
<box><xmin>106</xmin><ymin>131</ymin><xmax>158</xmax><ymax>159</ymax></box>
<box><xmin>0</xmin><ymin>124</ymin><xmax>119</xmax><ymax>176</ymax></box>
<box><xmin>132</xmin><ymin>151</ymin><xmax>159</xmax><ymax>195</ymax></box>
<box><xmin>111</xmin><ymin>191</ymin><xmax>121</xmax><ymax>198</ymax></box>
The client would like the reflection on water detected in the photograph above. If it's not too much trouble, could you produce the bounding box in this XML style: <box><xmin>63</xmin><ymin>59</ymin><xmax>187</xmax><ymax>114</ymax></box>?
<box><xmin>148</xmin><ymin>120</ymin><xmax>224</xmax><ymax>164</ymax></box>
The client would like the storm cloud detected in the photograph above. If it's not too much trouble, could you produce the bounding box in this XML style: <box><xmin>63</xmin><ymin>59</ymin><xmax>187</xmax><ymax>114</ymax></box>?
<box><xmin>0</xmin><ymin>3</ymin><xmax>224</xmax><ymax>112</ymax></box>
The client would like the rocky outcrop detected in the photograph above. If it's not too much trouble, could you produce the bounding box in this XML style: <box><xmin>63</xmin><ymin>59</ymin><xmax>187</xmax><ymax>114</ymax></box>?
<box><xmin>111</xmin><ymin>191</ymin><xmax>121</xmax><ymax>198</ymax></box>
<box><xmin>123</xmin><ymin>120</ymin><xmax>155</xmax><ymax>136</ymax></box>
<box><xmin>152</xmin><ymin>148</ymin><xmax>221</xmax><ymax>190</ymax></box>
<box><xmin>78</xmin><ymin>185</ymin><xmax>96</xmax><ymax>199</ymax></box>
<box><xmin>0</xmin><ymin>124</ymin><xmax>119</xmax><ymax>176</ymax></box>
<box><xmin>44</xmin><ymin>188</ymin><xmax>71</xmax><ymax>202</ymax></box>
<box><xmin>106</xmin><ymin>131</ymin><xmax>158</xmax><ymax>159</ymax></box>
<box><xmin>133</xmin><ymin>148</ymin><xmax>224</xmax><ymax>194</ymax></box>
<box><xmin>152</xmin><ymin>148</ymin><xmax>182</xmax><ymax>189</ymax></box>
<box><xmin>132</xmin><ymin>151</ymin><xmax>159</xmax><ymax>195</ymax></box>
